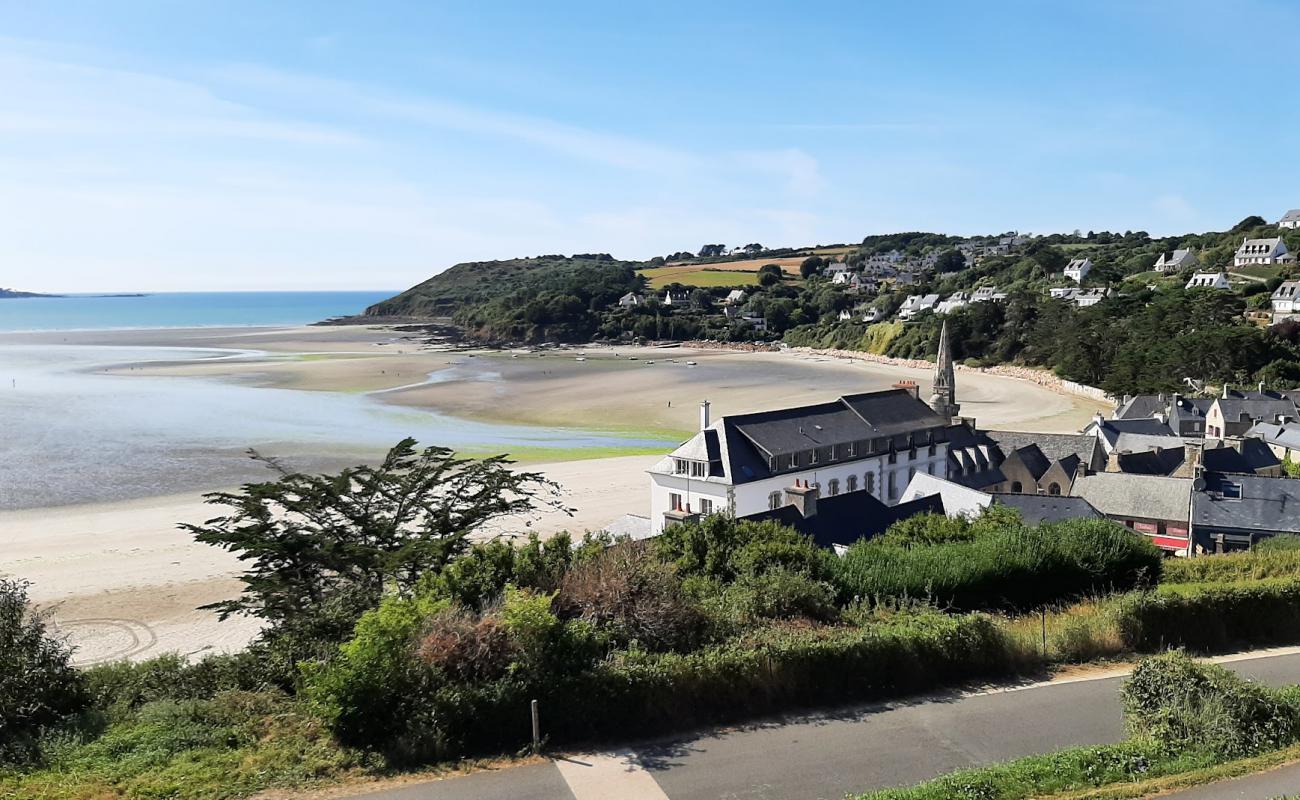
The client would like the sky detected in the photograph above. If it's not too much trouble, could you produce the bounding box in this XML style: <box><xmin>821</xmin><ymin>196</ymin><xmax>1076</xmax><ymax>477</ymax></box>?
<box><xmin>2</xmin><ymin>1</ymin><xmax>1298</xmax><ymax>292</ymax></box>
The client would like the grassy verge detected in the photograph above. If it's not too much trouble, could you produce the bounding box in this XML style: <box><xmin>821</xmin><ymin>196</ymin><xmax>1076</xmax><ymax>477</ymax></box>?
<box><xmin>854</xmin><ymin>741</ymin><xmax>1300</xmax><ymax>800</ymax></box>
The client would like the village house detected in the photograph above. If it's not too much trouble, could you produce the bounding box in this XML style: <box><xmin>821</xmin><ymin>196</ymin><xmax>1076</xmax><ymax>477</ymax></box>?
<box><xmin>1248</xmin><ymin>420</ymin><xmax>1300</xmax><ymax>463</ymax></box>
<box><xmin>1114</xmin><ymin>393</ymin><xmax>1212</xmax><ymax>437</ymax></box>
<box><xmin>898</xmin><ymin>293</ymin><xmax>939</xmax><ymax>319</ymax></box>
<box><xmin>1279</xmin><ymin>210</ymin><xmax>1300</xmax><ymax>229</ymax></box>
<box><xmin>902</xmin><ymin>472</ymin><xmax>1104</xmax><ymax>525</ymax></box>
<box><xmin>1153</xmin><ymin>248</ymin><xmax>1198</xmax><ymax>273</ymax></box>
<box><xmin>742</xmin><ymin>486</ymin><xmax>941</xmax><ymax>554</ymax></box>
<box><xmin>1074</xmin><ymin>287</ymin><xmax>1112</xmax><ymax>307</ymax></box>
<box><xmin>617</xmin><ymin>292</ymin><xmax>642</xmax><ymax>308</ymax></box>
<box><xmin>1185</xmin><ymin>272</ymin><xmax>1231</xmax><ymax>290</ymax></box>
<box><xmin>1233</xmin><ymin>236</ymin><xmax>1294</xmax><ymax>267</ymax></box>
<box><xmin>1064</xmin><ymin>258</ymin><xmax>1092</xmax><ymax>283</ymax></box>
<box><xmin>1271</xmin><ymin>280</ymin><xmax>1300</xmax><ymax>322</ymax></box>
<box><xmin>971</xmin><ymin>286</ymin><xmax>1008</xmax><ymax>303</ymax></box>
<box><xmin>936</xmin><ymin>291</ymin><xmax>971</xmax><ymax>314</ymax></box>
<box><xmin>1205</xmin><ymin>387</ymin><xmax>1300</xmax><ymax>438</ymax></box>
<box><xmin>723</xmin><ymin>289</ymin><xmax>747</xmax><ymax>305</ymax></box>
<box><xmin>1071</xmin><ymin>472</ymin><xmax>1193</xmax><ymax>554</ymax></box>
<box><xmin>647</xmin><ymin>324</ymin><xmax>966</xmax><ymax>534</ymax></box>
<box><xmin>1191</xmin><ymin>472</ymin><xmax>1300</xmax><ymax>552</ymax></box>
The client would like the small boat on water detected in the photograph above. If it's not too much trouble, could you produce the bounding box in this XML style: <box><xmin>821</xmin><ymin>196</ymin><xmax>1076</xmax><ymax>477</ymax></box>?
<box><xmin>575</xmin><ymin>357</ymin><xmax>586</xmax><ymax>362</ymax></box>
<box><xmin>686</xmin><ymin>361</ymin><xmax>697</xmax><ymax>366</ymax></box>
<box><xmin>646</xmin><ymin>360</ymin><xmax>655</xmax><ymax>365</ymax></box>
<box><xmin>628</xmin><ymin>356</ymin><xmax>638</xmax><ymax>361</ymax></box>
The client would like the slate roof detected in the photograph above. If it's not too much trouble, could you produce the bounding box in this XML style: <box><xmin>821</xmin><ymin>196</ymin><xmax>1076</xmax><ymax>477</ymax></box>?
<box><xmin>1249</xmin><ymin>421</ymin><xmax>1300</xmax><ymax>450</ymax></box>
<box><xmin>1114</xmin><ymin>395</ymin><xmax>1167</xmax><ymax>420</ymax></box>
<box><xmin>985</xmin><ymin>430</ymin><xmax>1101</xmax><ymax>466</ymax></box>
<box><xmin>1200</xmin><ymin>440</ymin><xmax>1281</xmax><ymax>474</ymax></box>
<box><xmin>995</xmin><ymin>494</ymin><xmax>1103</xmax><ymax>525</ymax></box>
<box><xmin>1113</xmin><ymin>446</ymin><xmax>1186</xmax><ymax>476</ymax></box>
<box><xmin>660</xmin><ymin>388</ymin><xmax>948</xmax><ymax>486</ymax></box>
<box><xmin>1071</xmin><ymin>473</ymin><xmax>1192</xmax><ymax>522</ymax></box>
<box><xmin>1192</xmin><ymin>472</ymin><xmax>1300</xmax><ymax>535</ymax></box>
<box><xmin>1281</xmin><ymin>210</ymin><xmax>1300</xmax><ymax>223</ymax></box>
<box><xmin>743</xmin><ymin>491</ymin><xmax>945</xmax><ymax>549</ymax></box>
<box><xmin>1214</xmin><ymin>395</ymin><xmax>1299</xmax><ymax>426</ymax></box>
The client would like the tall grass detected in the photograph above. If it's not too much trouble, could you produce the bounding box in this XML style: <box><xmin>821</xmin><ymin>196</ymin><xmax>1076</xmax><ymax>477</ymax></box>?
<box><xmin>835</xmin><ymin>519</ymin><xmax>1162</xmax><ymax>613</ymax></box>
<box><xmin>1163</xmin><ymin>548</ymin><xmax>1300</xmax><ymax>584</ymax></box>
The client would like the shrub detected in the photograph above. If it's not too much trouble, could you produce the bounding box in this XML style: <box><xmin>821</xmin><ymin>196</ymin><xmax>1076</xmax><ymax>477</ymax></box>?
<box><xmin>425</xmin><ymin>533</ymin><xmax>574</xmax><ymax>611</ymax></box>
<box><xmin>1164</xmin><ymin>548</ymin><xmax>1300</xmax><ymax>584</ymax></box>
<box><xmin>1122</xmin><ymin>651</ymin><xmax>1300</xmax><ymax>758</ymax></box>
<box><xmin>1257</xmin><ymin>534</ymin><xmax>1300</xmax><ymax>553</ymax></box>
<box><xmin>414</xmin><ymin>606</ymin><xmax>514</xmax><ymax>682</ymax></box>
<box><xmin>718</xmin><ymin>569</ymin><xmax>839</xmax><ymax>623</ymax></box>
<box><xmin>553</xmin><ymin>543</ymin><xmax>706</xmax><ymax>651</ymax></box>
<box><xmin>656</xmin><ymin>515</ymin><xmax>832</xmax><ymax>584</ymax></box>
<box><xmin>835</xmin><ymin>518</ymin><xmax>1162</xmax><ymax>612</ymax></box>
<box><xmin>0</xmin><ymin>579</ymin><xmax>87</xmax><ymax>764</ymax></box>
<box><xmin>1119</xmin><ymin>580</ymin><xmax>1300</xmax><ymax>652</ymax></box>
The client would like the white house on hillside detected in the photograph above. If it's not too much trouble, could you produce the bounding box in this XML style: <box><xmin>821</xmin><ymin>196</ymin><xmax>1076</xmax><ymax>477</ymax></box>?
<box><xmin>1075</xmin><ymin>287</ymin><xmax>1113</xmax><ymax>308</ymax></box>
<box><xmin>1272</xmin><ymin>280</ymin><xmax>1300</xmax><ymax>322</ymax></box>
<box><xmin>1279</xmin><ymin>210</ymin><xmax>1300</xmax><ymax>229</ymax></box>
<box><xmin>898</xmin><ymin>293</ymin><xmax>939</xmax><ymax>319</ymax></box>
<box><xmin>1064</xmin><ymin>258</ymin><xmax>1092</xmax><ymax>283</ymax></box>
<box><xmin>618</xmin><ymin>292</ymin><xmax>642</xmax><ymax>308</ymax></box>
<box><xmin>1234</xmin><ymin>237</ymin><xmax>1294</xmax><ymax>267</ymax></box>
<box><xmin>723</xmin><ymin>289</ymin><xmax>747</xmax><ymax>305</ymax></box>
<box><xmin>1153</xmin><ymin>248</ymin><xmax>1197</xmax><ymax>273</ymax></box>
<box><xmin>1185</xmin><ymin>272</ymin><xmax>1230</xmax><ymax>290</ymax></box>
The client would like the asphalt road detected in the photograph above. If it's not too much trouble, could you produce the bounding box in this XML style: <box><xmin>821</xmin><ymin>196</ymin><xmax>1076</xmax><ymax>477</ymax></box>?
<box><xmin>344</xmin><ymin>649</ymin><xmax>1300</xmax><ymax>800</ymax></box>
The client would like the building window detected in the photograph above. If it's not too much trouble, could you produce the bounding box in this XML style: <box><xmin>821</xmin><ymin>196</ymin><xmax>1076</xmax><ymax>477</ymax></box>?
<box><xmin>828</xmin><ymin>479</ymin><xmax>840</xmax><ymax>496</ymax></box>
<box><xmin>791</xmin><ymin>452</ymin><xmax>799</xmax><ymax>468</ymax></box>
<box><xmin>674</xmin><ymin>459</ymin><xmax>687</xmax><ymax>475</ymax></box>
<box><xmin>699</xmin><ymin>498</ymin><xmax>714</xmax><ymax>515</ymax></box>
<box><xmin>908</xmin><ymin>447</ymin><xmax>917</xmax><ymax>461</ymax></box>
<box><xmin>928</xmin><ymin>444</ymin><xmax>936</xmax><ymax>457</ymax></box>
<box><xmin>669</xmin><ymin>492</ymin><xmax>683</xmax><ymax>511</ymax></box>
<box><xmin>847</xmin><ymin>442</ymin><xmax>856</xmax><ymax>457</ymax></box>
<box><xmin>888</xmin><ymin>471</ymin><xmax>897</xmax><ymax>499</ymax></box>
<box><xmin>768</xmin><ymin>491</ymin><xmax>782</xmax><ymax>510</ymax></box>
<box><xmin>810</xmin><ymin>449</ymin><xmax>818</xmax><ymax>464</ymax></box>
<box><xmin>1010</xmin><ymin>481</ymin><xmax>1023</xmax><ymax>493</ymax></box>
<box><xmin>690</xmin><ymin>461</ymin><xmax>706</xmax><ymax>478</ymax></box>
<box><xmin>1048</xmin><ymin>482</ymin><xmax>1061</xmax><ymax>496</ymax></box>
<box><xmin>927</xmin><ymin>462</ymin><xmax>935</xmax><ymax>475</ymax></box>
<box><xmin>888</xmin><ymin>450</ymin><xmax>897</xmax><ymax>464</ymax></box>
<box><xmin>1222</xmin><ymin>481</ymin><xmax>1242</xmax><ymax>499</ymax></box>
<box><xmin>847</xmin><ymin>475</ymin><xmax>858</xmax><ymax>492</ymax></box>
<box><xmin>866</xmin><ymin>472</ymin><xmax>875</xmax><ymax>495</ymax></box>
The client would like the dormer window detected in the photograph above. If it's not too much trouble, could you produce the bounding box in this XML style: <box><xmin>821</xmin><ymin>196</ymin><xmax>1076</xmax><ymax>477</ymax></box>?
<box><xmin>1222</xmin><ymin>481</ymin><xmax>1242</xmax><ymax>499</ymax></box>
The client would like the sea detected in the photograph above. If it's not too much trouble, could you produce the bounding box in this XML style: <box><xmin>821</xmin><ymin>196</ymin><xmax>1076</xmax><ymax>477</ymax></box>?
<box><xmin>0</xmin><ymin>291</ymin><xmax>394</xmax><ymax>332</ymax></box>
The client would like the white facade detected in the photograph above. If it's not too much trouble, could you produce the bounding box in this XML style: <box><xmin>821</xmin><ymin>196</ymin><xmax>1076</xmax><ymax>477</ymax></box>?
<box><xmin>649</xmin><ymin>442</ymin><xmax>951</xmax><ymax>536</ymax></box>
<box><xmin>1153</xmin><ymin>248</ymin><xmax>1197</xmax><ymax>273</ymax></box>
<box><xmin>1064</xmin><ymin>258</ymin><xmax>1092</xmax><ymax>283</ymax></box>
<box><xmin>1272</xmin><ymin>280</ymin><xmax>1300</xmax><ymax>321</ymax></box>
<box><xmin>1185</xmin><ymin>272</ymin><xmax>1230</xmax><ymax>290</ymax></box>
<box><xmin>1234</xmin><ymin>237</ymin><xmax>1293</xmax><ymax>267</ymax></box>
<box><xmin>898</xmin><ymin>293</ymin><xmax>939</xmax><ymax>319</ymax></box>
<box><xmin>1279</xmin><ymin>210</ymin><xmax>1300</xmax><ymax>229</ymax></box>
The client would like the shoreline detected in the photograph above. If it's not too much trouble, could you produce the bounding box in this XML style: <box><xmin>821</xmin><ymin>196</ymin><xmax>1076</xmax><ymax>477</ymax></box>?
<box><xmin>1</xmin><ymin>323</ymin><xmax>1108</xmax><ymax>664</ymax></box>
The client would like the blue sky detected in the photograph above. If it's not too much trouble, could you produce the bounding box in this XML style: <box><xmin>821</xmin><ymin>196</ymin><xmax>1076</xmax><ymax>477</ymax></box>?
<box><xmin>2</xmin><ymin>1</ymin><xmax>1298</xmax><ymax>291</ymax></box>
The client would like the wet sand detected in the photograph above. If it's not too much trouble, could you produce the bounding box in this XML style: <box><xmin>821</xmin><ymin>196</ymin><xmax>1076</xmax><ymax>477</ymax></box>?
<box><xmin>0</xmin><ymin>324</ymin><xmax>1107</xmax><ymax>663</ymax></box>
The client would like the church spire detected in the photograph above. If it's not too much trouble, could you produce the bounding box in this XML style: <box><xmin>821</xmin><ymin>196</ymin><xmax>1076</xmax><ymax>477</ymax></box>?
<box><xmin>929</xmin><ymin>320</ymin><xmax>960</xmax><ymax>422</ymax></box>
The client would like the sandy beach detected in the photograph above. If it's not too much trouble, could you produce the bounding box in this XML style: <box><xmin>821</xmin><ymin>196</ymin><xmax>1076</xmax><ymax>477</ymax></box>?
<box><xmin>0</xmin><ymin>324</ymin><xmax>1108</xmax><ymax>663</ymax></box>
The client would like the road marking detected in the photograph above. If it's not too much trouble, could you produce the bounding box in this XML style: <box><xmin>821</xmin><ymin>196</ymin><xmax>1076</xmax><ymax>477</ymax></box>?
<box><xmin>554</xmin><ymin>749</ymin><xmax>670</xmax><ymax>800</ymax></box>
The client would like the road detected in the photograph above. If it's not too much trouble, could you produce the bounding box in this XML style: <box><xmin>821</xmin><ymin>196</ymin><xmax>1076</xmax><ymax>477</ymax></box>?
<box><xmin>343</xmin><ymin>648</ymin><xmax>1300</xmax><ymax>800</ymax></box>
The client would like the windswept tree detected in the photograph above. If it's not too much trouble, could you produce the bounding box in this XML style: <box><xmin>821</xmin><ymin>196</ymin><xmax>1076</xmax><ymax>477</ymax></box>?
<box><xmin>185</xmin><ymin>438</ymin><xmax>569</xmax><ymax>630</ymax></box>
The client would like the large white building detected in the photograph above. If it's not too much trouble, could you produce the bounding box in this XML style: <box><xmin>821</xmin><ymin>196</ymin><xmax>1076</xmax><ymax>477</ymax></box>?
<box><xmin>1234</xmin><ymin>237</ymin><xmax>1294</xmax><ymax>267</ymax></box>
<box><xmin>648</xmin><ymin>324</ymin><xmax>968</xmax><ymax>534</ymax></box>
<box><xmin>1272</xmin><ymin>280</ymin><xmax>1300</xmax><ymax>322</ymax></box>
<box><xmin>1185</xmin><ymin>272</ymin><xmax>1230</xmax><ymax>290</ymax></box>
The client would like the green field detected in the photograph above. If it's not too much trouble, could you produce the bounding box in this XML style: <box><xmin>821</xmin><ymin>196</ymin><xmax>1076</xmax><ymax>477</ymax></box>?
<box><xmin>1231</xmin><ymin>263</ymin><xmax>1282</xmax><ymax>281</ymax></box>
<box><xmin>640</xmin><ymin>266</ymin><xmax>763</xmax><ymax>289</ymax></box>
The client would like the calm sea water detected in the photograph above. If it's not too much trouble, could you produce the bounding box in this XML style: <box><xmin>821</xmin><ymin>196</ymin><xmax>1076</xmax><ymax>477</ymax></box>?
<box><xmin>0</xmin><ymin>291</ymin><xmax>394</xmax><ymax>332</ymax></box>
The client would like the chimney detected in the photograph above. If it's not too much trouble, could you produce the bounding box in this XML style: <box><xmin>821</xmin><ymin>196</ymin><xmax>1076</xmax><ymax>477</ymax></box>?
<box><xmin>700</xmin><ymin>400</ymin><xmax>711</xmax><ymax>431</ymax></box>
<box><xmin>1223</xmin><ymin>384</ymin><xmax>1230</xmax><ymax>399</ymax></box>
<box><xmin>1092</xmin><ymin>411</ymin><xmax>1105</xmax><ymax>429</ymax></box>
<box><xmin>784</xmin><ymin>478</ymin><xmax>819</xmax><ymax>518</ymax></box>
<box><xmin>1259</xmin><ymin>381</ymin><xmax>1267</xmax><ymax>395</ymax></box>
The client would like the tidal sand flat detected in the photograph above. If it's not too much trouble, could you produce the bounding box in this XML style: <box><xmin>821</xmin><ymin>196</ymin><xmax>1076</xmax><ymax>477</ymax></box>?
<box><xmin>0</xmin><ymin>324</ymin><xmax>1107</xmax><ymax>664</ymax></box>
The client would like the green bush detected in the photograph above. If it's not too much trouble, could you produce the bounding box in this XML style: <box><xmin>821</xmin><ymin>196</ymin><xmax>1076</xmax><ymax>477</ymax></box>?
<box><xmin>1120</xmin><ymin>580</ymin><xmax>1300</xmax><ymax>652</ymax></box>
<box><xmin>1123</xmin><ymin>651</ymin><xmax>1300</xmax><ymax>758</ymax></box>
<box><xmin>1163</xmin><ymin>548</ymin><xmax>1300</xmax><ymax>584</ymax></box>
<box><xmin>655</xmin><ymin>516</ymin><xmax>832</xmax><ymax>585</ymax></box>
<box><xmin>836</xmin><ymin>518</ymin><xmax>1162</xmax><ymax>612</ymax></box>
<box><xmin>0</xmin><ymin>579</ymin><xmax>88</xmax><ymax>764</ymax></box>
